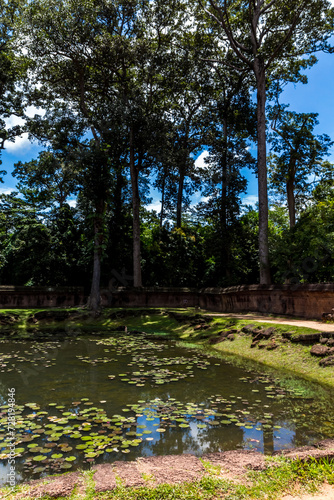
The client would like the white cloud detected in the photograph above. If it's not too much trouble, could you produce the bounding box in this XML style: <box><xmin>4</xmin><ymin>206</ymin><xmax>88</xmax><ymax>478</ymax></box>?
<box><xmin>4</xmin><ymin>106</ymin><xmax>45</xmax><ymax>126</ymax></box>
<box><xmin>25</xmin><ymin>105</ymin><xmax>46</xmax><ymax>118</ymax></box>
<box><xmin>3</xmin><ymin>106</ymin><xmax>45</xmax><ymax>154</ymax></box>
<box><xmin>195</xmin><ymin>150</ymin><xmax>210</xmax><ymax>169</ymax></box>
<box><xmin>242</xmin><ymin>195</ymin><xmax>258</xmax><ymax>207</ymax></box>
<box><xmin>5</xmin><ymin>133</ymin><xmax>32</xmax><ymax>154</ymax></box>
<box><xmin>0</xmin><ymin>187</ymin><xmax>15</xmax><ymax>195</ymax></box>
<box><xmin>67</xmin><ymin>199</ymin><xmax>77</xmax><ymax>208</ymax></box>
<box><xmin>146</xmin><ymin>200</ymin><xmax>161</xmax><ymax>212</ymax></box>
<box><xmin>4</xmin><ymin>115</ymin><xmax>25</xmax><ymax>128</ymax></box>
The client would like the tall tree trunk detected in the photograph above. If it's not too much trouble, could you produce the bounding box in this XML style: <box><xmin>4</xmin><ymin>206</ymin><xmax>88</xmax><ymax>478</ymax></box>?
<box><xmin>287</xmin><ymin>162</ymin><xmax>296</xmax><ymax>228</ymax></box>
<box><xmin>221</xmin><ymin>119</ymin><xmax>228</xmax><ymax>232</ymax></box>
<box><xmin>87</xmin><ymin>199</ymin><xmax>104</xmax><ymax>314</ymax></box>
<box><xmin>255</xmin><ymin>59</ymin><xmax>271</xmax><ymax>284</ymax></box>
<box><xmin>109</xmin><ymin>165</ymin><xmax>125</xmax><ymax>266</ymax></box>
<box><xmin>176</xmin><ymin>166</ymin><xmax>185</xmax><ymax>229</ymax></box>
<box><xmin>221</xmin><ymin>120</ymin><xmax>231</xmax><ymax>279</ymax></box>
<box><xmin>129</xmin><ymin>127</ymin><xmax>142</xmax><ymax>287</ymax></box>
<box><xmin>114</xmin><ymin>165</ymin><xmax>124</xmax><ymax>229</ymax></box>
<box><xmin>176</xmin><ymin>132</ymin><xmax>189</xmax><ymax>229</ymax></box>
<box><xmin>160</xmin><ymin>168</ymin><xmax>166</xmax><ymax>230</ymax></box>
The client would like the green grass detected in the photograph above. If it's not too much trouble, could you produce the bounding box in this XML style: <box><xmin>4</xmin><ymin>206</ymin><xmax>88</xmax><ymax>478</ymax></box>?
<box><xmin>205</xmin><ymin>326</ymin><xmax>334</xmax><ymax>388</ymax></box>
<box><xmin>1</xmin><ymin>456</ymin><xmax>333</xmax><ymax>499</ymax></box>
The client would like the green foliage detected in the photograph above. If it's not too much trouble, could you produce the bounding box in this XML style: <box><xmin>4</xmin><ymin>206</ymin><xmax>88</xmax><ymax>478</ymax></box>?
<box><xmin>0</xmin><ymin>0</ymin><xmax>26</xmax><ymax>177</ymax></box>
<box><xmin>0</xmin><ymin>192</ymin><xmax>89</xmax><ymax>286</ymax></box>
<box><xmin>142</xmin><ymin>224</ymin><xmax>208</xmax><ymax>287</ymax></box>
<box><xmin>270</xmin><ymin>200</ymin><xmax>334</xmax><ymax>284</ymax></box>
<box><xmin>268</xmin><ymin>108</ymin><xmax>334</xmax><ymax>224</ymax></box>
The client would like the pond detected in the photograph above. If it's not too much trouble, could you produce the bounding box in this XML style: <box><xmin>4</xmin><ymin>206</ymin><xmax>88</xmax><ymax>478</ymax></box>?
<box><xmin>0</xmin><ymin>332</ymin><xmax>334</xmax><ymax>486</ymax></box>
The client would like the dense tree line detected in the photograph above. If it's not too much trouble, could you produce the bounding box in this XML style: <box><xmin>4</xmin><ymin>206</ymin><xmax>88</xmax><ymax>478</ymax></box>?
<box><xmin>0</xmin><ymin>0</ymin><xmax>333</xmax><ymax>311</ymax></box>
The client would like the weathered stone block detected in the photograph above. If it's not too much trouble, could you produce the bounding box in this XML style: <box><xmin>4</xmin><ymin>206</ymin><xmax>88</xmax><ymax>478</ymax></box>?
<box><xmin>310</xmin><ymin>345</ymin><xmax>330</xmax><ymax>357</ymax></box>
<box><xmin>319</xmin><ymin>356</ymin><xmax>334</xmax><ymax>367</ymax></box>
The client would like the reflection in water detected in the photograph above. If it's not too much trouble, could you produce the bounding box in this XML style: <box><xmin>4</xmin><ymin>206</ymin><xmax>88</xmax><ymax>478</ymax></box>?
<box><xmin>0</xmin><ymin>334</ymin><xmax>333</xmax><ymax>486</ymax></box>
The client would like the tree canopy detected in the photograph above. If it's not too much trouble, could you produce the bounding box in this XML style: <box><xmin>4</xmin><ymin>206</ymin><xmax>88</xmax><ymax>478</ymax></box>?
<box><xmin>0</xmin><ymin>0</ymin><xmax>333</xmax><ymax>310</ymax></box>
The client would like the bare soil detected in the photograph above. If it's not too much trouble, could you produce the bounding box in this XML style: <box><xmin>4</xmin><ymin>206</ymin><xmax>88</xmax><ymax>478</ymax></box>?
<box><xmin>281</xmin><ymin>484</ymin><xmax>334</xmax><ymax>500</ymax></box>
<box><xmin>8</xmin><ymin>440</ymin><xmax>334</xmax><ymax>499</ymax></box>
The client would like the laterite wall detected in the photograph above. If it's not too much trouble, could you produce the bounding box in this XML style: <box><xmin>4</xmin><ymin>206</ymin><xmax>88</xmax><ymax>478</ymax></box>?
<box><xmin>1</xmin><ymin>284</ymin><xmax>334</xmax><ymax>319</ymax></box>
<box><xmin>0</xmin><ymin>286</ymin><xmax>85</xmax><ymax>308</ymax></box>
<box><xmin>104</xmin><ymin>284</ymin><xmax>334</xmax><ymax>320</ymax></box>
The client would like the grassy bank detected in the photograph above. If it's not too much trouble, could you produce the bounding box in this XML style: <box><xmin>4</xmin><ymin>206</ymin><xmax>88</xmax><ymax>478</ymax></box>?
<box><xmin>1</xmin><ymin>456</ymin><xmax>333</xmax><ymax>500</ymax></box>
<box><xmin>0</xmin><ymin>307</ymin><xmax>333</xmax><ymax>388</ymax></box>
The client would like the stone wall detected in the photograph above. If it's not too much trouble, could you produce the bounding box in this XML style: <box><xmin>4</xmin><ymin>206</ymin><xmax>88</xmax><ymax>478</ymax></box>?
<box><xmin>0</xmin><ymin>286</ymin><xmax>85</xmax><ymax>308</ymax></box>
<box><xmin>1</xmin><ymin>284</ymin><xmax>334</xmax><ymax>319</ymax></box>
<box><xmin>198</xmin><ymin>284</ymin><xmax>334</xmax><ymax>319</ymax></box>
<box><xmin>101</xmin><ymin>287</ymin><xmax>199</xmax><ymax>309</ymax></box>
<box><xmin>106</xmin><ymin>284</ymin><xmax>334</xmax><ymax>320</ymax></box>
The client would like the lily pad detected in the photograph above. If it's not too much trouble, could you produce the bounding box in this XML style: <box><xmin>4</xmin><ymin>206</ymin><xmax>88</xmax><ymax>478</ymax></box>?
<box><xmin>33</xmin><ymin>455</ymin><xmax>47</xmax><ymax>462</ymax></box>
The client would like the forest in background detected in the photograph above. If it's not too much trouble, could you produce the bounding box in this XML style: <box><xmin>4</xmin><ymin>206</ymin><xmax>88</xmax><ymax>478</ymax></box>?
<box><xmin>0</xmin><ymin>0</ymin><xmax>334</xmax><ymax>311</ymax></box>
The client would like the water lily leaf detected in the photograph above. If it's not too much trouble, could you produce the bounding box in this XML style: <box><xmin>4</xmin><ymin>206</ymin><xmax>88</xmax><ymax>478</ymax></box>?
<box><xmin>15</xmin><ymin>448</ymin><xmax>25</xmax><ymax>454</ymax></box>
<box><xmin>33</xmin><ymin>466</ymin><xmax>46</xmax><ymax>473</ymax></box>
<box><xmin>33</xmin><ymin>455</ymin><xmax>47</xmax><ymax>461</ymax></box>
<box><xmin>76</xmin><ymin>444</ymin><xmax>88</xmax><ymax>450</ymax></box>
<box><xmin>60</xmin><ymin>463</ymin><xmax>73</xmax><ymax>469</ymax></box>
<box><xmin>30</xmin><ymin>447</ymin><xmax>43</xmax><ymax>453</ymax></box>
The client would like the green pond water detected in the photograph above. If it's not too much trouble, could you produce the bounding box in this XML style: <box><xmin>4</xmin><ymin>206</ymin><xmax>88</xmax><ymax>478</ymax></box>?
<box><xmin>0</xmin><ymin>332</ymin><xmax>334</xmax><ymax>486</ymax></box>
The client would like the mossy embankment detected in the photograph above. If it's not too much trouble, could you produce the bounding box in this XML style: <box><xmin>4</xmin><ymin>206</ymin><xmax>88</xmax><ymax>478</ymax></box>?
<box><xmin>0</xmin><ymin>307</ymin><xmax>334</xmax><ymax>388</ymax></box>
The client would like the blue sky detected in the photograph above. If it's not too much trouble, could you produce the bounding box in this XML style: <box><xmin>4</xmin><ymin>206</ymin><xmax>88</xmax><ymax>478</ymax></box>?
<box><xmin>1</xmin><ymin>49</ymin><xmax>334</xmax><ymax>211</ymax></box>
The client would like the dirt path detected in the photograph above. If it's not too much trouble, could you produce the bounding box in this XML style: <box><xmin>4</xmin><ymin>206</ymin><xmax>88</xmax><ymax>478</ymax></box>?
<box><xmin>204</xmin><ymin>312</ymin><xmax>334</xmax><ymax>332</ymax></box>
<box><xmin>281</xmin><ymin>484</ymin><xmax>334</xmax><ymax>500</ymax></box>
